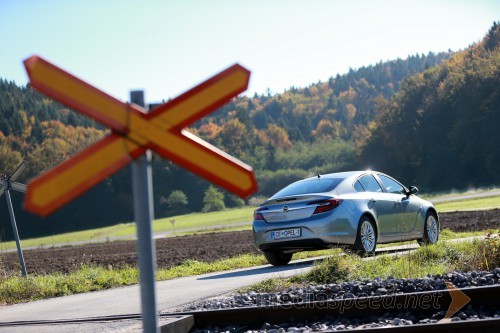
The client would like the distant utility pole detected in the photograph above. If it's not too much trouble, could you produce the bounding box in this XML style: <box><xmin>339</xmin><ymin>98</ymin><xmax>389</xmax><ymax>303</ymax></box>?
<box><xmin>0</xmin><ymin>160</ymin><xmax>29</xmax><ymax>277</ymax></box>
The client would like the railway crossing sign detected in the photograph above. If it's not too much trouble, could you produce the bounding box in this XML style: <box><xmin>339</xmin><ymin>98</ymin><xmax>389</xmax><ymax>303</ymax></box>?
<box><xmin>22</xmin><ymin>55</ymin><xmax>257</xmax><ymax>333</ymax></box>
<box><xmin>1</xmin><ymin>160</ymin><xmax>28</xmax><ymax>276</ymax></box>
<box><xmin>23</xmin><ymin>55</ymin><xmax>258</xmax><ymax>217</ymax></box>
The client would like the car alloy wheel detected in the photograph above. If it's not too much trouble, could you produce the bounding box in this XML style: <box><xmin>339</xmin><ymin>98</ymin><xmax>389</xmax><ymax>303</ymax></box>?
<box><xmin>360</xmin><ymin>220</ymin><xmax>376</xmax><ymax>252</ymax></box>
<box><xmin>352</xmin><ymin>216</ymin><xmax>377</xmax><ymax>255</ymax></box>
<box><xmin>418</xmin><ymin>212</ymin><xmax>439</xmax><ymax>246</ymax></box>
<box><xmin>426</xmin><ymin>215</ymin><xmax>439</xmax><ymax>243</ymax></box>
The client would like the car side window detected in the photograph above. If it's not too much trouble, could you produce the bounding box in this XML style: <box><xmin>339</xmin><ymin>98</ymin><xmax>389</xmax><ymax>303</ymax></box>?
<box><xmin>358</xmin><ymin>175</ymin><xmax>383</xmax><ymax>192</ymax></box>
<box><xmin>378</xmin><ymin>175</ymin><xmax>405</xmax><ymax>194</ymax></box>
<box><xmin>354</xmin><ymin>180</ymin><xmax>365</xmax><ymax>192</ymax></box>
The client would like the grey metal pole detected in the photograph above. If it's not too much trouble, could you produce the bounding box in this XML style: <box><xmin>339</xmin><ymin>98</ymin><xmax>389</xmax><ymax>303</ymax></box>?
<box><xmin>2</xmin><ymin>178</ymin><xmax>28</xmax><ymax>277</ymax></box>
<box><xmin>130</xmin><ymin>90</ymin><xmax>159</xmax><ymax>333</ymax></box>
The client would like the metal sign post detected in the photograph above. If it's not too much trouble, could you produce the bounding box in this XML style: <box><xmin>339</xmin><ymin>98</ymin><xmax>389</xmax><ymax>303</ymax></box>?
<box><xmin>130</xmin><ymin>90</ymin><xmax>159</xmax><ymax>333</ymax></box>
<box><xmin>1</xmin><ymin>160</ymin><xmax>29</xmax><ymax>277</ymax></box>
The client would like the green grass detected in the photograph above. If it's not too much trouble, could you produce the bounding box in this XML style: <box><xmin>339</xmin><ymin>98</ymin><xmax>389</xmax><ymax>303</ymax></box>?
<box><xmin>440</xmin><ymin>228</ymin><xmax>499</xmax><ymax>239</ymax></box>
<box><xmin>302</xmin><ymin>236</ymin><xmax>499</xmax><ymax>283</ymax></box>
<box><xmin>0</xmin><ymin>248</ymin><xmax>339</xmax><ymax>304</ymax></box>
<box><xmin>422</xmin><ymin>187</ymin><xmax>500</xmax><ymax>200</ymax></box>
<box><xmin>0</xmin><ymin>265</ymin><xmax>140</xmax><ymax>304</ymax></box>
<box><xmin>0</xmin><ymin>207</ymin><xmax>255</xmax><ymax>251</ymax></box>
<box><xmin>169</xmin><ymin>225</ymin><xmax>252</xmax><ymax>237</ymax></box>
<box><xmin>434</xmin><ymin>196</ymin><xmax>500</xmax><ymax>212</ymax></box>
<box><xmin>0</xmin><ymin>254</ymin><xmax>271</xmax><ymax>304</ymax></box>
<box><xmin>244</xmin><ymin>234</ymin><xmax>500</xmax><ymax>293</ymax></box>
<box><xmin>0</xmin><ymin>224</ymin><xmax>132</xmax><ymax>250</ymax></box>
<box><xmin>110</xmin><ymin>207</ymin><xmax>255</xmax><ymax>237</ymax></box>
<box><xmin>0</xmin><ymin>245</ymin><xmax>340</xmax><ymax>305</ymax></box>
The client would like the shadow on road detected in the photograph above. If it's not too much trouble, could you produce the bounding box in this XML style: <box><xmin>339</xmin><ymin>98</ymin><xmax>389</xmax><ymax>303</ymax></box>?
<box><xmin>198</xmin><ymin>259</ymin><xmax>317</xmax><ymax>280</ymax></box>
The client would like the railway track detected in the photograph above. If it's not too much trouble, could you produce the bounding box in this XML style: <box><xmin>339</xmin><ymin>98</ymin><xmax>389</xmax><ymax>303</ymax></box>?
<box><xmin>1</xmin><ymin>285</ymin><xmax>499</xmax><ymax>332</ymax></box>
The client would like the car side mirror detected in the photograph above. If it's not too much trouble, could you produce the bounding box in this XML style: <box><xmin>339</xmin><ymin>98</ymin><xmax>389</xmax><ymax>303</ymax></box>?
<box><xmin>408</xmin><ymin>186</ymin><xmax>419</xmax><ymax>195</ymax></box>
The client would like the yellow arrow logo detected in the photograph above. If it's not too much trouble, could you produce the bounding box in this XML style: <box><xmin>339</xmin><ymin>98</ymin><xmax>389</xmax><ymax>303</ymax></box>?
<box><xmin>439</xmin><ymin>281</ymin><xmax>471</xmax><ymax>322</ymax></box>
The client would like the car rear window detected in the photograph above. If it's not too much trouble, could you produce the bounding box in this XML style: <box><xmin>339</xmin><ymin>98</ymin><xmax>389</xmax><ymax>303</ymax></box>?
<box><xmin>271</xmin><ymin>178</ymin><xmax>343</xmax><ymax>198</ymax></box>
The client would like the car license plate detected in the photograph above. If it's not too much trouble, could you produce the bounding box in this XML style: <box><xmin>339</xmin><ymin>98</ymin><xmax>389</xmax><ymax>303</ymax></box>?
<box><xmin>271</xmin><ymin>228</ymin><xmax>301</xmax><ymax>240</ymax></box>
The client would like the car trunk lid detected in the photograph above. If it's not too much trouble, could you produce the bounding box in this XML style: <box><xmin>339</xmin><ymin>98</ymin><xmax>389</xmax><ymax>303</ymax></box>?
<box><xmin>260</xmin><ymin>195</ymin><xmax>335</xmax><ymax>223</ymax></box>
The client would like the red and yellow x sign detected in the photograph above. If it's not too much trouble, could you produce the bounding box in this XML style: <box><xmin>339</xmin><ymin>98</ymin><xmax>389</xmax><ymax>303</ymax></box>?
<box><xmin>24</xmin><ymin>56</ymin><xmax>257</xmax><ymax>216</ymax></box>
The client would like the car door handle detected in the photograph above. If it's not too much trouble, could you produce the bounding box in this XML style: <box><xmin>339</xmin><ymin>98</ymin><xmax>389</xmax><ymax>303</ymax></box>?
<box><xmin>395</xmin><ymin>201</ymin><xmax>401</xmax><ymax>206</ymax></box>
<box><xmin>369</xmin><ymin>198</ymin><xmax>376</xmax><ymax>203</ymax></box>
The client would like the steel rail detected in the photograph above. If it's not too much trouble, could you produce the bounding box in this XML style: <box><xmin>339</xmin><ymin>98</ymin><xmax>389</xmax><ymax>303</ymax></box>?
<box><xmin>187</xmin><ymin>284</ymin><xmax>500</xmax><ymax>329</ymax></box>
<box><xmin>1</xmin><ymin>285</ymin><xmax>499</xmax><ymax>331</ymax></box>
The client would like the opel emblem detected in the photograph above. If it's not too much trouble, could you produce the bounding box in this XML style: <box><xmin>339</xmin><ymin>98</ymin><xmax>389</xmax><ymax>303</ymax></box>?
<box><xmin>283</xmin><ymin>205</ymin><xmax>289</xmax><ymax>212</ymax></box>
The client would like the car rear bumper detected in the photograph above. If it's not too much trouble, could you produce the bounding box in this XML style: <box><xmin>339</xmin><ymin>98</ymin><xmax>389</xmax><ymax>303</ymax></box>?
<box><xmin>253</xmin><ymin>205</ymin><xmax>359</xmax><ymax>252</ymax></box>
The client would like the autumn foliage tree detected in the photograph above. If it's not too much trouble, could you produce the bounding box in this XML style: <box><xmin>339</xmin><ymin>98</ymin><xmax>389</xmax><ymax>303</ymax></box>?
<box><xmin>257</xmin><ymin>124</ymin><xmax>292</xmax><ymax>150</ymax></box>
<box><xmin>360</xmin><ymin>22</ymin><xmax>500</xmax><ymax>190</ymax></box>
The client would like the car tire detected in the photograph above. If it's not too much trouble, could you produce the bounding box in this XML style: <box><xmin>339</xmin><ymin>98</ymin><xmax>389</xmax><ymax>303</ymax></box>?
<box><xmin>352</xmin><ymin>216</ymin><xmax>377</xmax><ymax>256</ymax></box>
<box><xmin>418</xmin><ymin>211</ymin><xmax>439</xmax><ymax>246</ymax></box>
<box><xmin>263</xmin><ymin>251</ymin><xmax>293</xmax><ymax>266</ymax></box>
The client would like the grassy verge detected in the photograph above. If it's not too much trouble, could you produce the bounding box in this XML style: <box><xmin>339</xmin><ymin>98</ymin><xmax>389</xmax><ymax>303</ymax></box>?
<box><xmin>0</xmin><ymin>254</ymin><xmax>267</xmax><ymax>305</ymax></box>
<box><xmin>110</xmin><ymin>207</ymin><xmax>255</xmax><ymax>237</ymax></box>
<box><xmin>0</xmin><ymin>265</ymin><xmax>140</xmax><ymax>304</ymax></box>
<box><xmin>0</xmin><ymin>247</ymin><xmax>343</xmax><ymax>305</ymax></box>
<box><xmin>422</xmin><ymin>187</ymin><xmax>500</xmax><ymax>200</ymax></box>
<box><xmin>244</xmin><ymin>234</ymin><xmax>500</xmax><ymax>293</ymax></box>
<box><xmin>0</xmin><ymin>224</ymin><xmax>132</xmax><ymax>251</ymax></box>
<box><xmin>375</xmin><ymin>228</ymin><xmax>499</xmax><ymax>250</ymax></box>
<box><xmin>0</xmin><ymin>207</ymin><xmax>255</xmax><ymax>251</ymax></box>
<box><xmin>439</xmin><ymin>228</ymin><xmax>499</xmax><ymax>239</ymax></box>
<box><xmin>434</xmin><ymin>196</ymin><xmax>500</xmax><ymax>212</ymax></box>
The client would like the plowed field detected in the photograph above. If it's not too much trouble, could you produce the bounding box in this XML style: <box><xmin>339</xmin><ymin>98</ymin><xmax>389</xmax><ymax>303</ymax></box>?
<box><xmin>1</xmin><ymin>209</ymin><xmax>498</xmax><ymax>275</ymax></box>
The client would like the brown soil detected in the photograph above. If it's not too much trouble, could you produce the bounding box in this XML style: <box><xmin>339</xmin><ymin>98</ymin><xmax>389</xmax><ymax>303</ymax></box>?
<box><xmin>438</xmin><ymin>209</ymin><xmax>500</xmax><ymax>232</ymax></box>
<box><xmin>1</xmin><ymin>209</ymin><xmax>499</xmax><ymax>276</ymax></box>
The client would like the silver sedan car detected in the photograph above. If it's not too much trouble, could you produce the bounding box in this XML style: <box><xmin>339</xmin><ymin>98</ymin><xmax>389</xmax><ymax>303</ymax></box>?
<box><xmin>253</xmin><ymin>171</ymin><xmax>439</xmax><ymax>266</ymax></box>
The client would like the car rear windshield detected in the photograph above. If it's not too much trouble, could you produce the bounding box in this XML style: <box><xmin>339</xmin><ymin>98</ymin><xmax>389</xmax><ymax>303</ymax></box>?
<box><xmin>271</xmin><ymin>178</ymin><xmax>343</xmax><ymax>198</ymax></box>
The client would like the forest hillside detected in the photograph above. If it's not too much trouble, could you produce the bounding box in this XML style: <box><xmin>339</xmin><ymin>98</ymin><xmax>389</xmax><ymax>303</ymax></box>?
<box><xmin>1</xmin><ymin>22</ymin><xmax>498</xmax><ymax>239</ymax></box>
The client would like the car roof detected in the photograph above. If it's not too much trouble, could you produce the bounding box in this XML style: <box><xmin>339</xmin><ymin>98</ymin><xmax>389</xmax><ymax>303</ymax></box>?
<box><xmin>302</xmin><ymin>170</ymin><xmax>370</xmax><ymax>181</ymax></box>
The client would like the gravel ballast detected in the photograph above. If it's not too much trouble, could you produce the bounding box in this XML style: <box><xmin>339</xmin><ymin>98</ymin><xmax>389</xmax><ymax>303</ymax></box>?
<box><xmin>184</xmin><ymin>268</ymin><xmax>500</xmax><ymax>332</ymax></box>
<box><xmin>184</xmin><ymin>268</ymin><xmax>500</xmax><ymax>311</ymax></box>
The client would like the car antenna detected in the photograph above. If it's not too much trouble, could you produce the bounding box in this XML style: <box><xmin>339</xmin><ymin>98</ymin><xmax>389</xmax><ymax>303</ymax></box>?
<box><xmin>317</xmin><ymin>173</ymin><xmax>321</xmax><ymax>179</ymax></box>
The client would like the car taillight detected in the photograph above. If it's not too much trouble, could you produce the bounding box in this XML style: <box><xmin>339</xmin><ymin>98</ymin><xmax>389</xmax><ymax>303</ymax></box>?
<box><xmin>254</xmin><ymin>207</ymin><xmax>268</xmax><ymax>221</ymax></box>
<box><xmin>310</xmin><ymin>199</ymin><xmax>343</xmax><ymax>214</ymax></box>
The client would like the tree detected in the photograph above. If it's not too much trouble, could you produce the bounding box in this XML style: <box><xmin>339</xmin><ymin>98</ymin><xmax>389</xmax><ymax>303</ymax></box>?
<box><xmin>217</xmin><ymin>119</ymin><xmax>253</xmax><ymax>156</ymax></box>
<box><xmin>202</xmin><ymin>185</ymin><xmax>225</xmax><ymax>212</ymax></box>
<box><xmin>0</xmin><ymin>139</ymin><xmax>23</xmax><ymax>177</ymax></box>
<box><xmin>28</xmin><ymin>137</ymin><xmax>70</xmax><ymax>177</ymax></box>
<box><xmin>359</xmin><ymin>22</ymin><xmax>500</xmax><ymax>190</ymax></box>
<box><xmin>312</xmin><ymin>119</ymin><xmax>341</xmax><ymax>141</ymax></box>
<box><xmin>265</xmin><ymin>124</ymin><xmax>293</xmax><ymax>150</ymax></box>
<box><xmin>162</xmin><ymin>190</ymin><xmax>189</xmax><ymax>215</ymax></box>
<box><xmin>226</xmin><ymin>194</ymin><xmax>245</xmax><ymax>208</ymax></box>
<box><xmin>197</xmin><ymin>122</ymin><xmax>221</xmax><ymax>140</ymax></box>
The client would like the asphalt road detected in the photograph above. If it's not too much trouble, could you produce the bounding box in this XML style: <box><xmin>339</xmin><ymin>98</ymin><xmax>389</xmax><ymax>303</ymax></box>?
<box><xmin>0</xmin><ymin>256</ymin><xmax>319</xmax><ymax>332</ymax></box>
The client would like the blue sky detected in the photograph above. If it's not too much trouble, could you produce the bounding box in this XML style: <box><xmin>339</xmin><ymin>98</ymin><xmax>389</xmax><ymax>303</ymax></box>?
<box><xmin>1</xmin><ymin>0</ymin><xmax>498</xmax><ymax>103</ymax></box>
